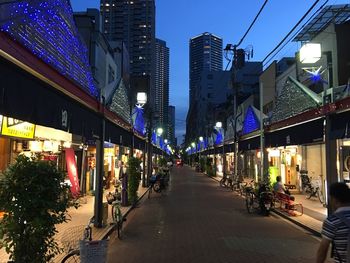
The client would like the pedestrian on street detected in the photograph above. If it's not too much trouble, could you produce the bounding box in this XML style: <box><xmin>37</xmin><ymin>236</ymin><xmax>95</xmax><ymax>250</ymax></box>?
<box><xmin>316</xmin><ymin>182</ymin><xmax>350</xmax><ymax>263</ymax></box>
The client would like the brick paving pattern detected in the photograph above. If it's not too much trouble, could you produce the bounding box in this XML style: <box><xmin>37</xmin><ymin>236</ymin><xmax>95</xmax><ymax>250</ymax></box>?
<box><xmin>107</xmin><ymin>166</ymin><xmax>332</xmax><ymax>263</ymax></box>
<box><xmin>0</xmin><ymin>184</ymin><xmax>148</xmax><ymax>263</ymax></box>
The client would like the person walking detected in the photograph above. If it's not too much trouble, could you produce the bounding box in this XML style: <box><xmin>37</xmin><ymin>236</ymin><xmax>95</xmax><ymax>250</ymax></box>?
<box><xmin>316</xmin><ymin>182</ymin><xmax>350</xmax><ymax>263</ymax></box>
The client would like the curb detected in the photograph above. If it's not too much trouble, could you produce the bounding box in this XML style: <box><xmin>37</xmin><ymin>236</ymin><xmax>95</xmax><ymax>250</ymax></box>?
<box><xmin>101</xmin><ymin>187</ymin><xmax>150</xmax><ymax>240</ymax></box>
<box><xmin>271</xmin><ymin>209</ymin><xmax>322</xmax><ymax>238</ymax></box>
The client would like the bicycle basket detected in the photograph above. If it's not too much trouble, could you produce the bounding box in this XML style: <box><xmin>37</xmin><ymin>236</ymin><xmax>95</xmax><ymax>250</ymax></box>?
<box><xmin>80</xmin><ymin>239</ymin><xmax>109</xmax><ymax>263</ymax></box>
<box><xmin>149</xmin><ymin>175</ymin><xmax>157</xmax><ymax>183</ymax></box>
<box><xmin>106</xmin><ymin>192</ymin><xmax>116</xmax><ymax>205</ymax></box>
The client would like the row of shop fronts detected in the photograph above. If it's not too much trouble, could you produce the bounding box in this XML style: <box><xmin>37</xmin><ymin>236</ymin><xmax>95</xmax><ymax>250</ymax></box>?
<box><xmin>0</xmin><ymin>31</ymin><xmax>165</xmax><ymax>226</ymax></box>
<box><xmin>195</xmin><ymin>107</ymin><xmax>350</xmax><ymax>218</ymax></box>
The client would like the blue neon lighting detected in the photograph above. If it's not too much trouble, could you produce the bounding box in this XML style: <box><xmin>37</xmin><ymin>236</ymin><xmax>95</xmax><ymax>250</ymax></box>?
<box><xmin>132</xmin><ymin>106</ymin><xmax>145</xmax><ymax>136</ymax></box>
<box><xmin>0</xmin><ymin>0</ymin><xmax>98</xmax><ymax>97</ymax></box>
<box><xmin>242</xmin><ymin>106</ymin><xmax>259</xmax><ymax>134</ymax></box>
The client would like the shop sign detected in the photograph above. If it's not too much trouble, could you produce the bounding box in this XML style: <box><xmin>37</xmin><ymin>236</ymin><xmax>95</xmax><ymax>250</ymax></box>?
<box><xmin>1</xmin><ymin>116</ymin><xmax>35</xmax><ymax>139</ymax></box>
<box><xmin>65</xmin><ymin>148</ymin><xmax>80</xmax><ymax>197</ymax></box>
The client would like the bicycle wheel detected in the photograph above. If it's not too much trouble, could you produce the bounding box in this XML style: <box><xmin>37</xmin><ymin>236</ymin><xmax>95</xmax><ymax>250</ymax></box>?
<box><xmin>111</xmin><ymin>205</ymin><xmax>116</xmax><ymax>222</ymax></box>
<box><xmin>245</xmin><ymin>193</ymin><xmax>254</xmax><ymax>213</ymax></box>
<box><xmin>317</xmin><ymin>188</ymin><xmax>324</xmax><ymax>204</ymax></box>
<box><xmin>116</xmin><ymin>208</ymin><xmax>123</xmax><ymax>239</ymax></box>
<box><xmin>219</xmin><ymin>178</ymin><xmax>225</xmax><ymax>187</ymax></box>
<box><xmin>153</xmin><ymin>182</ymin><xmax>161</xmax><ymax>193</ymax></box>
<box><xmin>148</xmin><ymin>186</ymin><xmax>152</xmax><ymax>199</ymax></box>
<box><xmin>61</xmin><ymin>250</ymin><xmax>80</xmax><ymax>263</ymax></box>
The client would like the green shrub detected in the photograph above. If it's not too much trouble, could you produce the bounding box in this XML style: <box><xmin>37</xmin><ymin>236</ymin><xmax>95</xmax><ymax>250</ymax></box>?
<box><xmin>127</xmin><ymin>157</ymin><xmax>141</xmax><ymax>205</ymax></box>
<box><xmin>0</xmin><ymin>155</ymin><xmax>72</xmax><ymax>263</ymax></box>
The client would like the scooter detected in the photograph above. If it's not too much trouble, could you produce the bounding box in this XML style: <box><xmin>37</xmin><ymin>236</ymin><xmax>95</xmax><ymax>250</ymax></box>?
<box><xmin>258</xmin><ymin>183</ymin><xmax>274</xmax><ymax>216</ymax></box>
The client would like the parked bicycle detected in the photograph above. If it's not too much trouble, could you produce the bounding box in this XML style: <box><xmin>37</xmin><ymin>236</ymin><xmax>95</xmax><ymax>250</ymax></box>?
<box><xmin>106</xmin><ymin>184</ymin><xmax>125</xmax><ymax>239</ymax></box>
<box><xmin>148</xmin><ymin>168</ymin><xmax>169</xmax><ymax>198</ymax></box>
<box><xmin>61</xmin><ymin>217</ymin><xmax>108</xmax><ymax>263</ymax></box>
<box><xmin>301</xmin><ymin>172</ymin><xmax>324</xmax><ymax>203</ymax></box>
<box><xmin>219</xmin><ymin>173</ymin><xmax>234</xmax><ymax>190</ymax></box>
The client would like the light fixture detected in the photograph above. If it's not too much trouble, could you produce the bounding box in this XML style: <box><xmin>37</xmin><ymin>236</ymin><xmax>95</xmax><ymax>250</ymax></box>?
<box><xmin>191</xmin><ymin>142</ymin><xmax>195</xmax><ymax>148</ymax></box>
<box><xmin>199</xmin><ymin>136</ymin><xmax>204</xmax><ymax>142</ymax></box>
<box><xmin>136</xmin><ymin>92</ymin><xmax>147</xmax><ymax>107</ymax></box>
<box><xmin>215</xmin><ymin>122</ymin><xmax>222</xmax><ymax>128</ymax></box>
<box><xmin>300</xmin><ymin>43</ymin><xmax>321</xmax><ymax>64</ymax></box>
<box><xmin>156</xmin><ymin>127</ymin><xmax>163</xmax><ymax>136</ymax></box>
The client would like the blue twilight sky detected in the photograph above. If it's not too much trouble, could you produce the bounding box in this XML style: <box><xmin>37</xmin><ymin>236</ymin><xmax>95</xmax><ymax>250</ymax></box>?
<box><xmin>71</xmin><ymin>0</ymin><xmax>345</xmax><ymax>144</ymax></box>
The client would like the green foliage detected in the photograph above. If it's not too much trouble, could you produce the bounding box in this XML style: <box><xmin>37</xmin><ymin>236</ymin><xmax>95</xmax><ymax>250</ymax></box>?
<box><xmin>0</xmin><ymin>155</ymin><xmax>72</xmax><ymax>263</ymax></box>
<box><xmin>199</xmin><ymin>157</ymin><xmax>206</xmax><ymax>172</ymax></box>
<box><xmin>206</xmin><ymin>164</ymin><xmax>215</xmax><ymax>177</ymax></box>
<box><xmin>157</xmin><ymin>157</ymin><xmax>167</xmax><ymax>168</ymax></box>
<box><xmin>127</xmin><ymin>157</ymin><xmax>141</xmax><ymax>205</ymax></box>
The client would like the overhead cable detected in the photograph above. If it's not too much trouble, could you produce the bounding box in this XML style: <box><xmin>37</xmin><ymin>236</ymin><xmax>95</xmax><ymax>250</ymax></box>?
<box><xmin>237</xmin><ymin>0</ymin><xmax>269</xmax><ymax>47</ymax></box>
<box><xmin>262</xmin><ymin>0</ymin><xmax>325</xmax><ymax>64</ymax></box>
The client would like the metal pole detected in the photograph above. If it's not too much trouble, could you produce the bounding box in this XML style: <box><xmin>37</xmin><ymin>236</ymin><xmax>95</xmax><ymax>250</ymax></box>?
<box><xmin>259</xmin><ymin>82</ymin><xmax>265</xmax><ymax>182</ymax></box>
<box><xmin>146</xmin><ymin>109</ymin><xmax>153</xmax><ymax>187</ymax></box>
<box><xmin>94</xmin><ymin>118</ymin><xmax>105</xmax><ymax>228</ymax></box>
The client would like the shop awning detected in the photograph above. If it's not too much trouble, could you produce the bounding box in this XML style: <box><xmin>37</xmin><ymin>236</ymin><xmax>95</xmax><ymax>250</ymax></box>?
<box><xmin>239</xmin><ymin>135</ymin><xmax>261</xmax><ymax>151</ymax></box>
<box><xmin>133</xmin><ymin>135</ymin><xmax>146</xmax><ymax>150</ymax></box>
<box><xmin>105</xmin><ymin>119</ymin><xmax>132</xmax><ymax>147</ymax></box>
<box><xmin>330</xmin><ymin>110</ymin><xmax>350</xmax><ymax>139</ymax></box>
<box><xmin>265</xmin><ymin>118</ymin><xmax>324</xmax><ymax>147</ymax></box>
<box><xmin>0</xmin><ymin>56</ymin><xmax>102</xmax><ymax>138</ymax></box>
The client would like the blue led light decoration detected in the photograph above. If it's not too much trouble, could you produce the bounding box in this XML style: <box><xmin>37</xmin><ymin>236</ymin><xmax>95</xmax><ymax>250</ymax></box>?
<box><xmin>151</xmin><ymin>131</ymin><xmax>157</xmax><ymax>144</ymax></box>
<box><xmin>304</xmin><ymin>66</ymin><xmax>328</xmax><ymax>85</ymax></box>
<box><xmin>242</xmin><ymin>106</ymin><xmax>260</xmax><ymax>135</ymax></box>
<box><xmin>132</xmin><ymin>106</ymin><xmax>145</xmax><ymax>136</ymax></box>
<box><xmin>0</xmin><ymin>0</ymin><xmax>98</xmax><ymax>97</ymax></box>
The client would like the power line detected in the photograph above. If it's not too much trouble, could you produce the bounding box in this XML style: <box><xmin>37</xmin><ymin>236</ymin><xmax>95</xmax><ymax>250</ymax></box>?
<box><xmin>263</xmin><ymin>0</ymin><xmax>329</xmax><ymax>67</ymax></box>
<box><xmin>237</xmin><ymin>0</ymin><xmax>269</xmax><ymax>47</ymax></box>
<box><xmin>262</xmin><ymin>0</ymin><xmax>325</xmax><ymax>64</ymax></box>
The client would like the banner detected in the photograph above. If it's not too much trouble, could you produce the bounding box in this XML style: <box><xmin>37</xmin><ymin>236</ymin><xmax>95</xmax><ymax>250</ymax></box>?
<box><xmin>65</xmin><ymin>148</ymin><xmax>80</xmax><ymax>197</ymax></box>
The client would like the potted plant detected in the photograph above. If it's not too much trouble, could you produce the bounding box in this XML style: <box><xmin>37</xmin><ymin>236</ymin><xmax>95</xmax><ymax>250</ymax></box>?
<box><xmin>127</xmin><ymin>157</ymin><xmax>141</xmax><ymax>206</ymax></box>
<box><xmin>0</xmin><ymin>155</ymin><xmax>72</xmax><ymax>263</ymax></box>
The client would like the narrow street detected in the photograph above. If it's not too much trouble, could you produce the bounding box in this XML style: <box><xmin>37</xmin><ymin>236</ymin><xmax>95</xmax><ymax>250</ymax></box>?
<box><xmin>107</xmin><ymin>166</ymin><xmax>329</xmax><ymax>263</ymax></box>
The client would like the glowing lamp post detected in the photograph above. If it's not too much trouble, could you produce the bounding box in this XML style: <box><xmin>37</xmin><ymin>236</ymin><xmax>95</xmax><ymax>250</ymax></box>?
<box><xmin>300</xmin><ymin>43</ymin><xmax>321</xmax><ymax>64</ymax></box>
<box><xmin>136</xmin><ymin>92</ymin><xmax>147</xmax><ymax>107</ymax></box>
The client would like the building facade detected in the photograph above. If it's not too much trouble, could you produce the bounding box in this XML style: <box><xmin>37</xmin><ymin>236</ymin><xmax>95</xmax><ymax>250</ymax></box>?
<box><xmin>168</xmin><ymin>105</ymin><xmax>176</xmax><ymax>146</ymax></box>
<box><xmin>100</xmin><ymin>0</ymin><xmax>156</xmax><ymax>108</ymax></box>
<box><xmin>186</xmin><ymin>32</ymin><xmax>223</xmax><ymax>143</ymax></box>
<box><xmin>155</xmin><ymin>38</ymin><xmax>170</xmax><ymax>137</ymax></box>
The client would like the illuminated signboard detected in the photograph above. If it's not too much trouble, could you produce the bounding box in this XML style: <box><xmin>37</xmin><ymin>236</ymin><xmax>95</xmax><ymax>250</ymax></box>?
<box><xmin>1</xmin><ymin>117</ymin><xmax>35</xmax><ymax>139</ymax></box>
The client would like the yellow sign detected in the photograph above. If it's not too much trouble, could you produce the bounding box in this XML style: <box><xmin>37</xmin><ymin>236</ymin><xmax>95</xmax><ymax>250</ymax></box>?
<box><xmin>1</xmin><ymin>117</ymin><xmax>35</xmax><ymax>139</ymax></box>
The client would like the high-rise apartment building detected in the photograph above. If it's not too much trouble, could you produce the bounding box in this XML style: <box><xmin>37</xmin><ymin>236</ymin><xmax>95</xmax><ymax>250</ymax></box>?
<box><xmin>155</xmin><ymin>38</ymin><xmax>170</xmax><ymax>137</ymax></box>
<box><xmin>189</xmin><ymin>32</ymin><xmax>223</xmax><ymax>106</ymax></box>
<box><xmin>168</xmin><ymin>105</ymin><xmax>176</xmax><ymax>146</ymax></box>
<box><xmin>100</xmin><ymin>0</ymin><xmax>156</xmax><ymax>107</ymax></box>
<box><xmin>186</xmin><ymin>32</ymin><xmax>223</xmax><ymax>143</ymax></box>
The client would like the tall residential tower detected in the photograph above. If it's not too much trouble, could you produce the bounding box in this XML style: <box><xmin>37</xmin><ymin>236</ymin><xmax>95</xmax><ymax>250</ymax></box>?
<box><xmin>155</xmin><ymin>38</ymin><xmax>170</xmax><ymax>137</ymax></box>
<box><xmin>100</xmin><ymin>0</ymin><xmax>156</xmax><ymax>107</ymax></box>
<box><xmin>186</xmin><ymin>32</ymin><xmax>223</xmax><ymax>143</ymax></box>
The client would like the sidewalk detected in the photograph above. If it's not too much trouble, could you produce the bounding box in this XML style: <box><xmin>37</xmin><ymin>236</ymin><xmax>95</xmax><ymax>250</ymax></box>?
<box><xmin>203</xmin><ymin>171</ymin><xmax>325</xmax><ymax>237</ymax></box>
<box><xmin>0</xmin><ymin>184</ymin><xmax>149</xmax><ymax>263</ymax></box>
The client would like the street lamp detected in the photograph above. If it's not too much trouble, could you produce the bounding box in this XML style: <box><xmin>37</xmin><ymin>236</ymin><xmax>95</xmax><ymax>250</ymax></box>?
<box><xmin>136</xmin><ymin>92</ymin><xmax>151</xmax><ymax>188</ymax></box>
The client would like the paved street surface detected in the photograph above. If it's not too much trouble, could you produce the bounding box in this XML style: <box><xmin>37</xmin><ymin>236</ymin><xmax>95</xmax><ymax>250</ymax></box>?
<box><xmin>107</xmin><ymin>166</ymin><xmax>331</xmax><ymax>263</ymax></box>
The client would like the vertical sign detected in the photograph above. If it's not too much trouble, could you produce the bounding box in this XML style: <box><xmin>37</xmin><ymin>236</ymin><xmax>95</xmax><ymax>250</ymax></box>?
<box><xmin>65</xmin><ymin>148</ymin><xmax>80</xmax><ymax>197</ymax></box>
